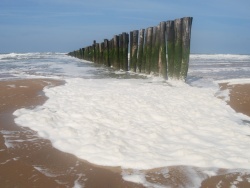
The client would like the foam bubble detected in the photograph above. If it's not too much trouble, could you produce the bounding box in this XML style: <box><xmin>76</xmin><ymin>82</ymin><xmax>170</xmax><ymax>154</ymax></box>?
<box><xmin>14</xmin><ymin>78</ymin><xmax>250</xmax><ymax>170</ymax></box>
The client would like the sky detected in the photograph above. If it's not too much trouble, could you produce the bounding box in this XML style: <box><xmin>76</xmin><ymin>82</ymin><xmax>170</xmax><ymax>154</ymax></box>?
<box><xmin>0</xmin><ymin>0</ymin><xmax>250</xmax><ymax>54</ymax></box>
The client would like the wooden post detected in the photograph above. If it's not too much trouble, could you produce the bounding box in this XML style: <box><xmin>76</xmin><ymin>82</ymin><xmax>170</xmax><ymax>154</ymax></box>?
<box><xmin>180</xmin><ymin>17</ymin><xmax>193</xmax><ymax>80</ymax></box>
<box><xmin>87</xmin><ymin>46</ymin><xmax>91</xmax><ymax>60</ymax></box>
<box><xmin>158</xmin><ymin>21</ymin><xmax>167</xmax><ymax>78</ymax></box>
<box><xmin>93</xmin><ymin>40</ymin><xmax>96</xmax><ymax>62</ymax></box>
<box><xmin>155</xmin><ymin>24</ymin><xmax>160</xmax><ymax>74</ymax></box>
<box><xmin>166</xmin><ymin>20</ymin><xmax>175</xmax><ymax>79</ymax></box>
<box><xmin>83</xmin><ymin>48</ymin><xmax>86</xmax><ymax>59</ymax></box>
<box><xmin>78</xmin><ymin>49</ymin><xmax>81</xmax><ymax>59</ymax></box>
<box><xmin>145</xmin><ymin>27</ymin><xmax>153</xmax><ymax>74</ymax></box>
<box><xmin>75</xmin><ymin>50</ymin><xmax>78</xmax><ymax>58</ymax></box>
<box><xmin>100</xmin><ymin>42</ymin><xmax>104</xmax><ymax>64</ymax></box>
<box><xmin>122</xmin><ymin>32</ymin><xmax>129</xmax><ymax>71</ymax></box>
<box><xmin>137</xmin><ymin>29</ymin><xmax>145</xmax><ymax>73</ymax></box>
<box><xmin>174</xmin><ymin>18</ymin><xmax>183</xmax><ymax>79</ymax></box>
<box><xmin>125</xmin><ymin>32</ymin><xmax>129</xmax><ymax>71</ymax></box>
<box><xmin>130</xmin><ymin>30</ymin><xmax>138</xmax><ymax>72</ymax></box>
<box><xmin>129</xmin><ymin>31</ymin><xmax>133</xmax><ymax>70</ymax></box>
<box><xmin>119</xmin><ymin>34</ymin><xmax>123</xmax><ymax>70</ymax></box>
<box><xmin>95</xmin><ymin>43</ymin><xmax>99</xmax><ymax>63</ymax></box>
<box><xmin>84</xmin><ymin>47</ymin><xmax>87</xmax><ymax>60</ymax></box>
<box><xmin>79</xmin><ymin>48</ymin><xmax>82</xmax><ymax>59</ymax></box>
<box><xmin>151</xmin><ymin>26</ymin><xmax>160</xmax><ymax>74</ymax></box>
<box><xmin>89</xmin><ymin>46</ymin><xmax>93</xmax><ymax>61</ymax></box>
<box><xmin>82</xmin><ymin>48</ymin><xmax>85</xmax><ymax>59</ymax></box>
<box><xmin>86</xmin><ymin>46</ymin><xmax>89</xmax><ymax>60</ymax></box>
<box><xmin>103</xmin><ymin>39</ymin><xmax>110</xmax><ymax>66</ymax></box>
<box><xmin>109</xmin><ymin>39</ymin><xmax>114</xmax><ymax>67</ymax></box>
<box><xmin>88</xmin><ymin>46</ymin><xmax>90</xmax><ymax>61</ymax></box>
<box><xmin>113</xmin><ymin>35</ymin><xmax>119</xmax><ymax>69</ymax></box>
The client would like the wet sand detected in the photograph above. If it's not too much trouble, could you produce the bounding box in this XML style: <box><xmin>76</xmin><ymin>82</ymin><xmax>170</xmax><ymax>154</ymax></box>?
<box><xmin>0</xmin><ymin>79</ymin><xmax>250</xmax><ymax>187</ymax></box>
<box><xmin>0</xmin><ymin>79</ymin><xmax>143</xmax><ymax>188</ymax></box>
<box><xmin>219</xmin><ymin>83</ymin><xmax>250</xmax><ymax>117</ymax></box>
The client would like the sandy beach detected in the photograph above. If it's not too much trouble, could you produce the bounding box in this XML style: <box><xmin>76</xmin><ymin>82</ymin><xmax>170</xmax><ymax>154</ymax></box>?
<box><xmin>0</xmin><ymin>79</ymin><xmax>143</xmax><ymax>188</ymax></box>
<box><xmin>0</xmin><ymin>79</ymin><xmax>250</xmax><ymax>187</ymax></box>
<box><xmin>219</xmin><ymin>83</ymin><xmax>250</xmax><ymax>117</ymax></box>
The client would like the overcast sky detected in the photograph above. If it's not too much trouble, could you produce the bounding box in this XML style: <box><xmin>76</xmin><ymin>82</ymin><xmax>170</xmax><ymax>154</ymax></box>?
<box><xmin>1</xmin><ymin>0</ymin><xmax>250</xmax><ymax>54</ymax></box>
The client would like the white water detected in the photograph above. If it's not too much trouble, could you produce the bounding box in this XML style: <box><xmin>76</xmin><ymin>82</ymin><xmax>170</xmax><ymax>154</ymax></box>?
<box><xmin>13</xmin><ymin>77</ymin><xmax>250</xmax><ymax>170</ymax></box>
<box><xmin>1</xmin><ymin>52</ymin><xmax>250</xmax><ymax>185</ymax></box>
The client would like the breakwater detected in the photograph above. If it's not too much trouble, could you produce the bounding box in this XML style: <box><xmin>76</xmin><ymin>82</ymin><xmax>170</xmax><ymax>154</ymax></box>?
<box><xmin>68</xmin><ymin>17</ymin><xmax>192</xmax><ymax>80</ymax></box>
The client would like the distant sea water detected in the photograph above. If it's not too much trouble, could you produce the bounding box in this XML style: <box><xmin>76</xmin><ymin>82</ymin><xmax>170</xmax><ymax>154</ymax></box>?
<box><xmin>188</xmin><ymin>54</ymin><xmax>250</xmax><ymax>86</ymax></box>
<box><xmin>1</xmin><ymin>52</ymin><xmax>250</xmax><ymax>83</ymax></box>
<box><xmin>1</xmin><ymin>53</ymin><xmax>250</xmax><ymax>182</ymax></box>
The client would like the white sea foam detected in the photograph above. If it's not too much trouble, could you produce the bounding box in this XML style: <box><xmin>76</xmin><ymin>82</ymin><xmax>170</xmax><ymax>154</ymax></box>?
<box><xmin>216</xmin><ymin>78</ymin><xmax>250</xmax><ymax>85</ymax></box>
<box><xmin>188</xmin><ymin>54</ymin><xmax>250</xmax><ymax>82</ymax></box>
<box><xmin>14</xmin><ymin>78</ymin><xmax>250</xmax><ymax>170</ymax></box>
<box><xmin>190</xmin><ymin>54</ymin><xmax>250</xmax><ymax>61</ymax></box>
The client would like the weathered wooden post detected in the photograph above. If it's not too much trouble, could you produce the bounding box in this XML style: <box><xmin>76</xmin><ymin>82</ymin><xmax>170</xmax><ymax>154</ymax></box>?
<box><xmin>130</xmin><ymin>30</ymin><xmax>139</xmax><ymax>72</ymax></box>
<box><xmin>100</xmin><ymin>42</ymin><xmax>104</xmax><ymax>64</ymax></box>
<box><xmin>103</xmin><ymin>39</ymin><xmax>110</xmax><ymax>66</ymax></box>
<box><xmin>166</xmin><ymin>20</ymin><xmax>175</xmax><ymax>78</ymax></box>
<box><xmin>113</xmin><ymin>35</ymin><xmax>119</xmax><ymax>69</ymax></box>
<box><xmin>145</xmin><ymin>27</ymin><xmax>153</xmax><ymax>74</ymax></box>
<box><xmin>78</xmin><ymin>49</ymin><xmax>81</xmax><ymax>59</ymax></box>
<box><xmin>95</xmin><ymin>43</ymin><xmax>100</xmax><ymax>63</ymax></box>
<box><xmin>174</xmin><ymin>18</ymin><xmax>183</xmax><ymax>79</ymax></box>
<box><xmin>93</xmin><ymin>40</ymin><xmax>96</xmax><ymax>62</ymax></box>
<box><xmin>129</xmin><ymin>31</ymin><xmax>133</xmax><ymax>70</ymax></box>
<box><xmin>85</xmin><ymin>46</ymin><xmax>89</xmax><ymax>60</ymax></box>
<box><xmin>79</xmin><ymin>48</ymin><xmax>82</xmax><ymax>59</ymax></box>
<box><xmin>88</xmin><ymin>46</ymin><xmax>92</xmax><ymax>61</ymax></box>
<box><xmin>155</xmin><ymin>24</ymin><xmax>160</xmax><ymax>74</ymax></box>
<box><xmin>81</xmin><ymin>48</ymin><xmax>85</xmax><ymax>59</ymax></box>
<box><xmin>158</xmin><ymin>21</ymin><xmax>167</xmax><ymax>78</ymax></box>
<box><xmin>88</xmin><ymin>46</ymin><xmax>91</xmax><ymax>60</ymax></box>
<box><xmin>84</xmin><ymin>47</ymin><xmax>88</xmax><ymax>60</ymax></box>
<box><xmin>151</xmin><ymin>26</ymin><xmax>159</xmax><ymax>74</ymax></box>
<box><xmin>109</xmin><ymin>39</ymin><xmax>114</xmax><ymax>67</ymax></box>
<box><xmin>86</xmin><ymin>46</ymin><xmax>90</xmax><ymax>61</ymax></box>
<box><xmin>180</xmin><ymin>17</ymin><xmax>193</xmax><ymax>80</ymax></box>
<box><xmin>83</xmin><ymin>48</ymin><xmax>86</xmax><ymax>59</ymax></box>
<box><xmin>76</xmin><ymin>49</ymin><xmax>79</xmax><ymax>58</ymax></box>
<box><xmin>122</xmin><ymin>32</ymin><xmax>129</xmax><ymax>71</ymax></box>
<box><xmin>137</xmin><ymin>29</ymin><xmax>145</xmax><ymax>72</ymax></box>
<box><xmin>90</xmin><ymin>45</ymin><xmax>93</xmax><ymax>61</ymax></box>
<box><xmin>119</xmin><ymin>34</ymin><xmax>123</xmax><ymax>70</ymax></box>
<box><xmin>76</xmin><ymin>50</ymin><xmax>79</xmax><ymax>58</ymax></box>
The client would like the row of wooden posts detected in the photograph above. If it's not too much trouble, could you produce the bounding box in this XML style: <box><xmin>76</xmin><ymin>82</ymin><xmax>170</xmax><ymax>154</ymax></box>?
<box><xmin>68</xmin><ymin>17</ymin><xmax>193</xmax><ymax>80</ymax></box>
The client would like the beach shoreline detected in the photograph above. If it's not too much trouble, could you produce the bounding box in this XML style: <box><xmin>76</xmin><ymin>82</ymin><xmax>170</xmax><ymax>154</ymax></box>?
<box><xmin>219</xmin><ymin>82</ymin><xmax>250</xmax><ymax>117</ymax></box>
<box><xmin>0</xmin><ymin>79</ymin><xmax>143</xmax><ymax>188</ymax></box>
<box><xmin>0</xmin><ymin>78</ymin><xmax>250</xmax><ymax>187</ymax></box>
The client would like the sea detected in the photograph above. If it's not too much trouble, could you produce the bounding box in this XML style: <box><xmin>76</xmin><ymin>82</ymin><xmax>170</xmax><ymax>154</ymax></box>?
<box><xmin>1</xmin><ymin>53</ymin><xmax>250</xmax><ymax>186</ymax></box>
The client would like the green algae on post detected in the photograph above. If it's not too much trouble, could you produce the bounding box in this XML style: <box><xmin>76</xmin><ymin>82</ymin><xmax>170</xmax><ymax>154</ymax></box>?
<box><xmin>113</xmin><ymin>35</ymin><xmax>119</xmax><ymax>69</ymax></box>
<box><xmin>151</xmin><ymin>25</ymin><xmax>160</xmax><ymax>75</ymax></box>
<box><xmin>180</xmin><ymin>17</ymin><xmax>193</xmax><ymax>81</ymax></box>
<box><xmin>130</xmin><ymin>30</ymin><xmax>139</xmax><ymax>72</ymax></box>
<box><xmin>166</xmin><ymin>20</ymin><xmax>175</xmax><ymax>79</ymax></box>
<box><xmin>174</xmin><ymin>18</ymin><xmax>183</xmax><ymax>79</ymax></box>
<box><xmin>137</xmin><ymin>29</ymin><xmax>145</xmax><ymax>73</ymax></box>
<box><xmin>158</xmin><ymin>21</ymin><xmax>167</xmax><ymax>78</ymax></box>
<box><xmin>145</xmin><ymin>27</ymin><xmax>153</xmax><ymax>74</ymax></box>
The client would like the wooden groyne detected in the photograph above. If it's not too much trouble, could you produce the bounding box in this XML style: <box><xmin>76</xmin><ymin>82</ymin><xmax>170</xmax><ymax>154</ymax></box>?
<box><xmin>68</xmin><ymin>17</ymin><xmax>193</xmax><ymax>81</ymax></box>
